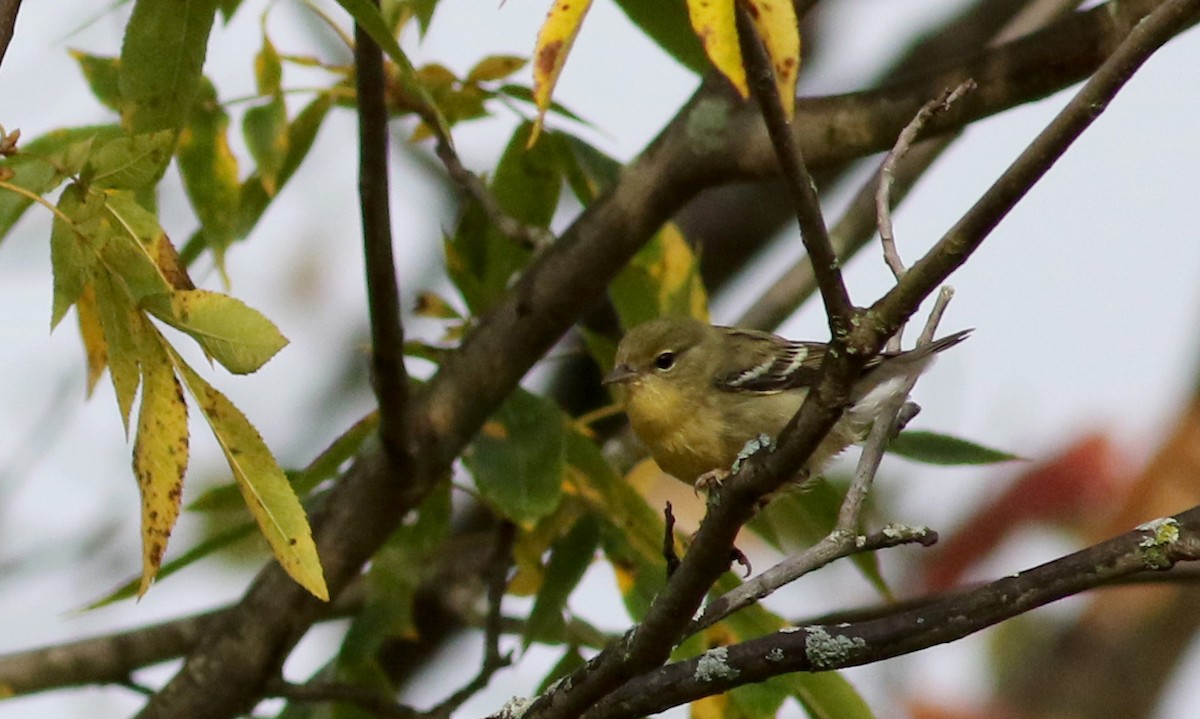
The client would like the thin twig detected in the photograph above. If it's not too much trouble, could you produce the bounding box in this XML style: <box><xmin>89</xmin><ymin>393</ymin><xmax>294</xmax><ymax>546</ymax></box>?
<box><xmin>355</xmin><ymin>5</ymin><xmax>410</xmax><ymax>468</ymax></box>
<box><xmin>662</xmin><ymin>502</ymin><xmax>680</xmax><ymax>578</ymax></box>
<box><xmin>690</xmin><ymin>523</ymin><xmax>936</xmax><ymax>633</ymax></box>
<box><xmin>877</xmin><ymin>81</ymin><xmax>977</xmax><ymax>281</ymax></box>
<box><xmin>735</xmin><ymin>1</ymin><xmax>854</xmax><ymax>331</ymax></box>
<box><xmin>838</xmin><ymin>287</ymin><xmax>955</xmax><ymax>527</ymax></box>
<box><xmin>430</xmin><ymin>132</ymin><xmax>554</xmax><ymax>252</ymax></box>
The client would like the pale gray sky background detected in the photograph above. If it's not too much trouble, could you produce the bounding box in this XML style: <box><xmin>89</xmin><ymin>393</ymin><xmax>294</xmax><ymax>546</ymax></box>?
<box><xmin>2</xmin><ymin>1</ymin><xmax>1199</xmax><ymax>717</ymax></box>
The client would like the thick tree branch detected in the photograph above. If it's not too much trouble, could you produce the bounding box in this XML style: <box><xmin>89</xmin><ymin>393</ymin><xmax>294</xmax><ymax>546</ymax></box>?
<box><xmin>135</xmin><ymin>2</ymin><xmax>1198</xmax><ymax>717</ymax></box>
<box><xmin>585</xmin><ymin>510</ymin><xmax>1200</xmax><ymax>719</ymax></box>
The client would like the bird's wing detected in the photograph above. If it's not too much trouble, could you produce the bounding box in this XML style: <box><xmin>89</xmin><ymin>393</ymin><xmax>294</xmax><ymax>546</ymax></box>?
<box><xmin>712</xmin><ymin>328</ymin><xmax>830</xmax><ymax>393</ymax></box>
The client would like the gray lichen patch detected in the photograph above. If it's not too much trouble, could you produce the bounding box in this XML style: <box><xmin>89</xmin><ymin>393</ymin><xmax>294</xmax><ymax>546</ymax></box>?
<box><xmin>804</xmin><ymin>626</ymin><xmax>866</xmax><ymax>669</ymax></box>
<box><xmin>1136</xmin><ymin>516</ymin><xmax>1181</xmax><ymax>569</ymax></box>
<box><xmin>694</xmin><ymin>646</ymin><xmax>741</xmax><ymax>682</ymax></box>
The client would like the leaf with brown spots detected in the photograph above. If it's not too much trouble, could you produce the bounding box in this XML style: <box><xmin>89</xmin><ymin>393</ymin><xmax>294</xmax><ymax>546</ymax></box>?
<box><xmin>740</xmin><ymin>0</ymin><xmax>801</xmax><ymax>118</ymax></box>
<box><xmin>131</xmin><ymin>323</ymin><xmax>189</xmax><ymax>597</ymax></box>
<box><xmin>685</xmin><ymin>0</ymin><xmax>745</xmax><ymax>99</ymax></box>
<box><xmin>144</xmin><ymin>289</ymin><xmax>288</xmax><ymax>374</ymax></box>
<box><xmin>529</xmin><ymin>0</ymin><xmax>593</xmax><ymax>147</ymax></box>
<box><xmin>172</xmin><ymin>354</ymin><xmax>328</xmax><ymax>601</ymax></box>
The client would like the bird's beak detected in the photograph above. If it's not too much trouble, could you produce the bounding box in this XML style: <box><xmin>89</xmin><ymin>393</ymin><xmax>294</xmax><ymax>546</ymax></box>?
<box><xmin>603</xmin><ymin>363</ymin><xmax>638</xmax><ymax>386</ymax></box>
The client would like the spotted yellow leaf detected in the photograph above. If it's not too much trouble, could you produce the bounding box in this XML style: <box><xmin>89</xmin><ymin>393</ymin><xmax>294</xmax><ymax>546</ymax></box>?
<box><xmin>132</xmin><ymin>323</ymin><xmax>189</xmax><ymax>597</ymax></box>
<box><xmin>741</xmin><ymin>0</ymin><xmax>800</xmax><ymax>117</ymax></box>
<box><xmin>529</xmin><ymin>0</ymin><xmax>593</xmax><ymax>147</ymax></box>
<box><xmin>685</xmin><ymin>0</ymin><xmax>745</xmax><ymax>98</ymax></box>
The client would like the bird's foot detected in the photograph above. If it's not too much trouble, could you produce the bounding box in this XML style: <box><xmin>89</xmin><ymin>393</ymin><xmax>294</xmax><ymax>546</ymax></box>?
<box><xmin>693</xmin><ymin>468</ymin><xmax>730</xmax><ymax>496</ymax></box>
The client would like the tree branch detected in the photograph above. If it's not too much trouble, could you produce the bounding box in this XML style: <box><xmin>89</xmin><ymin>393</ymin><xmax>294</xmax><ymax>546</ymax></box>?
<box><xmin>355</xmin><ymin>4</ymin><xmax>410</xmax><ymax>469</ymax></box>
<box><xmin>584</xmin><ymin>510</ymin><xmax>1200</xmax><ymax>719</ymax></box>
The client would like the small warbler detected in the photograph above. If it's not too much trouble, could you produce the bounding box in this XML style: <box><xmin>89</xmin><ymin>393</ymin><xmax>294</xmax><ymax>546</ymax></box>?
<box><xmin>603</xmin><ymin>317</ymin><xmax>970</xmax><ymax>487</ymax></box>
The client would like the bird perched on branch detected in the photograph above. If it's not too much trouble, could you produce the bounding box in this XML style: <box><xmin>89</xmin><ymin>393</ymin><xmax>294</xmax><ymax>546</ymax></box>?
<box><xmin>603</xmin><ymin>317</ymin><xmax>969</xmax><ymax>488</ymax></box>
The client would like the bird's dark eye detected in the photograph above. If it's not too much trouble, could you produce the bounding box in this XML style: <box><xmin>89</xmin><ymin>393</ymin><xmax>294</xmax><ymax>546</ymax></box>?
<box><xmin>653</xmin><ymin>351</ymin><xmax>676</xmax><ymax>371</ymax></box>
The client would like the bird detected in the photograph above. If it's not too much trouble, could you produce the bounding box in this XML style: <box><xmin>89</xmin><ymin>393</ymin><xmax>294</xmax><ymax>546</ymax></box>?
<box><xmin>603</xmin><ymin>316</ymin><xmax>970</xmax><ymax>489</ymax></box>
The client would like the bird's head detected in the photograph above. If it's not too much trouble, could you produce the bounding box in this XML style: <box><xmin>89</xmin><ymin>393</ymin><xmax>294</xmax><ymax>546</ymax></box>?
<box><xmin>603</xmin><ymin>317</ymin><xmax>713</xmax><ymax>409</ymax></box>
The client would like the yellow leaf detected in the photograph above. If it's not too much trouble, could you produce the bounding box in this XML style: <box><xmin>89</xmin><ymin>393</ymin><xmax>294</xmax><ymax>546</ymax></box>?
<box><xmin>76</xmin><ymin>282</ymin><xmax>108</xmax><ymax>397</ymax></box>
<box><xmin>92</xmin><ymin>269</ymin><xmax>143</xmax><ymax>431</ymax></box>
<box><xmin>172</xmin><ymin>355</ymin><xmax>328</xmax><ymax>600</ymax></box>
<box><xmin>529</xmin><ymin>0</ymin><xmax>593</xmax><ymax>147</ymax></box>
<box><xmin>653</xmin><ymin>223</ymin><xmax>710</xmax><ymax>322</ymax></box>
<box><xmin>144</xmin><ymin>289</ymin><xmax>289</xmax><ymax>374</ymax></box>
<box><xmin>742</xmin><ymin>0</ymin><xmax>801</xmax><ymax>118</ymax></box>
<box><xmin>686</xmin><ymin>0</ymin><xmax>746</xmax><ymax>99</ymax></box>
<box><xmin>132</xmin><ymin>325</ymin><xmax>189</xmax><ymax>597</ymax></box>
<box><xmin>691</xmin><ymin>693</ymin><xmax>732</xmax><ymax>719</ymax></box>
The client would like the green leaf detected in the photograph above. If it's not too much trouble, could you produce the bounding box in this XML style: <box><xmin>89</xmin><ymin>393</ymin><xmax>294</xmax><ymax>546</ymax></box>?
<box><xmin>173</xmin><ymin>354</ymin><xmax>328</xmax><ymax>600</ymax></box>
<box><xmin>218</xmin><ymin>0</ymin><xmax>244</xmax><ymax>22</ymax></box>
<box><xmin>50</xmin><ymin>183</ymin><xmax>108</xmax><ymax>328</ymax></box>
<box><xmin>86</xmin><ymin>129</ymin><xmax>176</xmax><ymax>190</ymax></box>
<box><xmin>70</xmin><ymin>51</ymin><xmax>123</xmax><ymax>112</ymax></box>
<box><xmin>384</xmin><ymin>0</ymin><xmax>440</xmax><ymax>36</ymax></box>
<box><xmin>526</xmin><ymin>514</ymin><xmax>599</xmax><ymax>646</ymax></box>
<box><xmin>465</xmin><ymin>388</ymin><xmax>565</xmax><ymax>524</ymax></box>
<box><xmin>99</xmin><ymin>191</ymin><xmax>174</xmax><ymax>300</ymax></box>
<box><xmin>243</xmin><ymin>97</ymin><xmax>289</xmax><ymax>195</ymax></box>
<box><xmin>144</xmin><ymin>289</ymin><xmax>289</xmax><ymax>374</ymax></box>
<box><xmin>182</xmin><ymin>91</ymin><xmax>333</xmax><ymax>267</ymax></box>
<box><xmin>445</xmin><ymin>122</ymin><xmax>561</xmax><ymax>312</ymax></box>
<box><xmin>611</xmin><ymin>0</ymin><xmax>707</xmax><ymax>74</ymax></box>
<box><xmin>0</xmin><ymin>125</ymin><xmax>120</xmax><ymax>242</ymax></box>
<box><xmin>889</xmin><ymin>430</ymin><xmax>1021</xmax><ymax>466</ymax></box>
<box><xmin>119</xmin><ymin>0</ymin><xmax>219</xmax><ymax>134</ymax></box>
<box><xmin>178</xmin><ymin>78</ymin><xmax>241</xmax><ymax>256</ymax></box>
<box><xmin>255</xmin><ymin>33</ymin><xmax>283</xmax><ymax>97</ymax></box>
<box><xmin>92</xmin><ymin>268</ymin><xmax>143</xmax><ymax>430</ymax></box>
<box><xmin>466</xmin><ymin>54</ymin><xmax>527</xmax><ymax>84</ymax></box>
<box><xmin>557</xmin><ymin>131</ymin><xmax>620</xmax><ymax>204</ymax></box>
